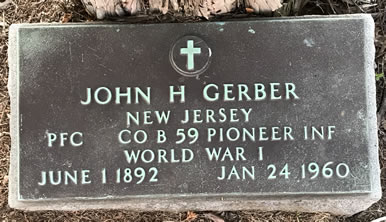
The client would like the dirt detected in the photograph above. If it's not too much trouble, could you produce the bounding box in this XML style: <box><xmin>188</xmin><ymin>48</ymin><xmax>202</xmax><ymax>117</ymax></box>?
<box><xmin>0</xmin><ymin>0</ymin><xmax>385</xmax><ymax>221</ymax></box>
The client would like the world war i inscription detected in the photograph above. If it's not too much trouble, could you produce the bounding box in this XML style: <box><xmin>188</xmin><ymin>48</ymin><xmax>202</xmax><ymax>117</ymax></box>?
<box><xmin>8</xmin><ymin>15</ymin><xmax>381</xmax><ymax>213</ymax></box>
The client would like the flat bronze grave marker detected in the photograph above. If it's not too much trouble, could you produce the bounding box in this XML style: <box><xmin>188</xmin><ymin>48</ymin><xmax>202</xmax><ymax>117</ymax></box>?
<box><xmin>8</xmin><ymin>14</ymin><xmax>380</xmax><ymax>214</ymax></box>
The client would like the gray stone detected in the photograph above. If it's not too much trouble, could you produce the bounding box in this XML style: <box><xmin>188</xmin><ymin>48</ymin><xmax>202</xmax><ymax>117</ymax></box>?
<box><xmin>8</xmin><ymin>14</ymin><xmax>380</xmax><ymax>214</ymax></box>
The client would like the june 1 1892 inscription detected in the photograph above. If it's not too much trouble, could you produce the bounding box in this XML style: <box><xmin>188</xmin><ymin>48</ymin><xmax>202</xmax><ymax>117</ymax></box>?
<box><xmin>8</xmin><ymin>15</ymin><xmax>380</xmax><ymax>210</ymax></box>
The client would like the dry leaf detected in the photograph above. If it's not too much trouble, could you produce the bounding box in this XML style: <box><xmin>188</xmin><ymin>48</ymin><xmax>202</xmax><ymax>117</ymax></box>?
<box><xmin>245</xmin><ymin>7</ymin><xmax>254</xmax><ymax>13</ymax></box>
<box><xmin>3</xmin><ymin>175</ymin><xmax>8</xmax><ymax>184</ymax></box>
<box><xmin>203</xmin><ymin>213</ymin><xmax>225</xmax><ymax>222</ymax></box>
<box><xmin>184</xmin><ymin>211</ymin><xmax>198</xmax><ymax>221</ymax></box>
<box><xmin>61</xmin><ymin>13</ymin><xmax>72</xmax><ymax>23</ymax></box>
<box><xmin>0</xmin><ymin>0</ymin><xmax>12</xmax><ymax>9</ymax></box>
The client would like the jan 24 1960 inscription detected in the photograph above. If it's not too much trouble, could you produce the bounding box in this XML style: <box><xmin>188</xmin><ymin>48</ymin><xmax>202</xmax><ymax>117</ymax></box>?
<box><xmin>8</xmin><ymin>15</ymin><xmax>380</xmax><ymax>213</ymax></box>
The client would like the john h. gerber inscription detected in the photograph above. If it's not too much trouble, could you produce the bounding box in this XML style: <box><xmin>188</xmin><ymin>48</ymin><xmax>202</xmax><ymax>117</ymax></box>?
<box><xmin>8</xmin><ymin>15</ymin><xmax>380</xmax><ymax>213</ymax></box>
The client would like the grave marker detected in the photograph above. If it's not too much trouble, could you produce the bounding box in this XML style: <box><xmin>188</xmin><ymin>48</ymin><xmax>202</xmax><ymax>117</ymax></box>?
<box><xmin>8</xmin><ymin>14</ymin><xmax>381</xmax><ymax>214</ymax></box>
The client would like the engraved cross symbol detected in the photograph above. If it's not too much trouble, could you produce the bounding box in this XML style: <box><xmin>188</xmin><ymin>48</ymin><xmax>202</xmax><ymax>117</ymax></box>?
<box><xmin>180</xmin><ymin>40</ymin><xmax>201</xmax><ymax>71</ymax></box>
